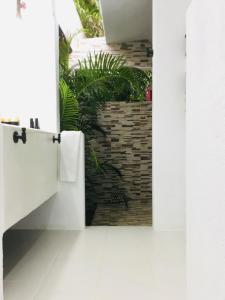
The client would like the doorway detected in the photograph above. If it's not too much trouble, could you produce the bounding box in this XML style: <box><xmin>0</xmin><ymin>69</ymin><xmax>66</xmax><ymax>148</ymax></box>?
<box><xmin>68</xmin><ymin>0</ymin><xmax>153</xmax><ymax>226</ymax></box>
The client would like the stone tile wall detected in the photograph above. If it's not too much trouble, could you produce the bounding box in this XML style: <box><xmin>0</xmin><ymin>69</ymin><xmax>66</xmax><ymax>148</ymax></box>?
<box><xmin>72</xmin><ymin>37</ymin><xmax>152</xmax><ymax>70</ymax></box>
<box><xmin>88</xmin><ymin>102</ymin><xmax>152</xmax><ymax>225</ymax></box>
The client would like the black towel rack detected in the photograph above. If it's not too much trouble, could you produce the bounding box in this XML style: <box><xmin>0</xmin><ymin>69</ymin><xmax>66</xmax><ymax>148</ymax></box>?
<box><xmin>13</xmin><ymin>128</ymin><xmax>27</xmax><ymax>144</ymax></box>
<box><xmin>53</xmin><ymin>133</ymin><xmax>61</xmax><ymax>144</ymax></box>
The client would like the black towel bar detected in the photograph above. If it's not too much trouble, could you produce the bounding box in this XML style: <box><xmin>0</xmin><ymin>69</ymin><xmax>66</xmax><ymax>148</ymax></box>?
<box><xmin>13</xmin><ymin>128</ymin><xmax>27</xmax><ymax>144</ymax></box>
<box><xmin>53</xmin><ymin>133</ymin><xmax>61</xmax><ymax>144</ymax></box>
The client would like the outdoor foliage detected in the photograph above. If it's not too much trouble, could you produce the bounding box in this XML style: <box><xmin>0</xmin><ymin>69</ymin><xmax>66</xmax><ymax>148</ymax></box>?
<box><xmin>59</xmin><ymin>35</ymin><xmax>152</xmax><ymax>222</ymax></box>
<box><xmin>74</xmin><ymin>0</ymin><xmax>104</xmax><ymax>38</ymax></box>
<box><xmin>75</xmin><ymin>53</ymin><xmax>150</xmax><ymax>102</ymax></box>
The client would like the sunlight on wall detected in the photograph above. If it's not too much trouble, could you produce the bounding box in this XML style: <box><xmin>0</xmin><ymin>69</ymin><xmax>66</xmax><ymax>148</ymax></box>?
<box><xmin>186</xmin><ymin>1</ymin><xmax>225</xmax><ymax>298</ymax></box>
<box><xmin>0</xmin><ymin>0</ymin><xmax>58</xmax><ymax>132</ymax></box>
<box><xmin>55</xmin><ymin>0</ymin><xmax>83</xmax><ymax>37</ymax></box>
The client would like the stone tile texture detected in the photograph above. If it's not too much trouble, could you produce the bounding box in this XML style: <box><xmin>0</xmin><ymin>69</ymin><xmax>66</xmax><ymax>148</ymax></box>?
<box><xmin>88</xmin><ymin>102</ymin><xmax>152</xmax><ymax>226</ymax></box>
<box><xmin>72</xmin><ymin>37</ymin><xmax>152</xmax><ymax>70</ymax></box>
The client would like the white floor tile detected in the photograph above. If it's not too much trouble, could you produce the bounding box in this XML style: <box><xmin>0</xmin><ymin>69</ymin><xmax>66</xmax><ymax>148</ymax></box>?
<box><xmin>3</xmin><ymin>227</ymin><xmax>185</xmax><ymax>300</ymax></box>
<box><xmin>3</xmin><ymin>281</ymin><xmax>39</xmax><ymax>300</ymax></box>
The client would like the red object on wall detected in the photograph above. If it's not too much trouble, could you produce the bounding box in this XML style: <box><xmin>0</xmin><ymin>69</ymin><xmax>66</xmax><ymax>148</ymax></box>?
<box><xmin>145</xmin><ymin>86</ymin><xmax>152</xmax><ymax>102</ymax></box>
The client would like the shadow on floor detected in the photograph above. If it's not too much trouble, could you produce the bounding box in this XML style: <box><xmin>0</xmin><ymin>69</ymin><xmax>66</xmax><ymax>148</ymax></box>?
<box><xmin>3</xmin><ymin>230</ymin><xmax>44</xmax><ymax>278</ymax></box>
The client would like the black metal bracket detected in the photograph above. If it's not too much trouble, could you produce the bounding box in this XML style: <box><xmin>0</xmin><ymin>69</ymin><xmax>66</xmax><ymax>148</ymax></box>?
<box><xmin>53</xmin><ymin>133</ymin><xmax>61</xmax><ymax>144</ymax></box>
<box><xmin>13</xmin><ymin>128</ymin><xmax>27</xmax><ymax>144</ymax></box>
<box><xmin>146</xmin><ymin>47</ymin><xmax>154</xmax><ymax>58</ymax></box>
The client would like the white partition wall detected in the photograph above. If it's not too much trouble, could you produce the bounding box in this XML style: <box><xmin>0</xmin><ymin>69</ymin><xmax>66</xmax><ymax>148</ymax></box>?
<box><xmin>186</xmin><ymin>1</ymin><xmax>225</xmax><ymax>299</ymax></box>
<box><xmin>153</xmin><ymin>0</ymin><xmax>191</xmax><ymax>230</ymax></box>
<box><xmin>54</xmin><ymin>0</ymin><xmax>83</xmax><ymax>43</ymax></box>
<box><xmin>15</xmin><ymin>133</ymin><xmax>85</xmax><ymax>231</ymax></box>
<box><xmin>0</xmin><ymin>0</ymin><xmax>58</xmax><ymax>132</ymax></box>
<box><xmin>100</xmin><ymin>0</ymin><xmax>152</xmax><ymax>43</ymax></box>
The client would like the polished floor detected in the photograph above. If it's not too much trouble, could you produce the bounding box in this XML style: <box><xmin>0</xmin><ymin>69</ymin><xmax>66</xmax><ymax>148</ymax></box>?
<box><xmin>3</xmin><ymin>227</ymin><xmax>185</xmax><ymax>300</ymax></box>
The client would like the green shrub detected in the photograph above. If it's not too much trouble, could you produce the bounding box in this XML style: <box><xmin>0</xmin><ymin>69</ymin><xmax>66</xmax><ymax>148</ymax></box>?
<box><xmin>74</xmin><ymin>0</ymin><xmax>104</xmax><ymax>38</ymax></box>
<box><xmin>59</xmin><ymin>36</ymin><xmax>152</xmax><ymax>221</ymax></box>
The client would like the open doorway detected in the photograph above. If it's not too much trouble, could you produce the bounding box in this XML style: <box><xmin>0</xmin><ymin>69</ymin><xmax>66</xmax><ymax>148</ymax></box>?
<box><xmin>59</xmin><ymin>0</ymin><xmax>153</xmax><ymax>226</ymax></box>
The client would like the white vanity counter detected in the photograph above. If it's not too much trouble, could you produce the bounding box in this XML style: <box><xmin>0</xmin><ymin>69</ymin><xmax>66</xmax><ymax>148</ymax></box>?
<box><xmin>0</xmin><ymin>125</ymin><xmax>85</xmax><ymax>300</ymax></box>
<box><xmin>0</xmin><ymin>124</ymin><xmax>58</xmax><ymax>232</ymax></box>
<box><xmin>0</xmin><ymin>124</ymin><xmax>59</xmax><ymax>299</ymax></box>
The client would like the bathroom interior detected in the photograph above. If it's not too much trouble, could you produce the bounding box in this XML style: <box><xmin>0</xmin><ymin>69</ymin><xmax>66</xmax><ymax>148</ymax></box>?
<box><xmin>0</xmin><ymin>0</ymin><xmax>222</xmax><ymax>299</ymax></box>
<box><xmin>0</xmin><ymin>1</ymin><xmax>156</xmax><ymax>299</ymax></box>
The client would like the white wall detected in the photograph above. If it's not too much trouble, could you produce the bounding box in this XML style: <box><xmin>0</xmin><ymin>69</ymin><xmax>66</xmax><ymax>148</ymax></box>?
<box><xmin>54</xmin><ymin>0</ymin><xmax>83</xmax><ymax>39</ymax></box>
<box><xmin>153</xmin><ymin>0</ymin><xmax>191</xmax><ymax>230</ymax></box>
<box><xmin>0</xmin><ymin>0</ymin><xmax>58</xmax><ymax>132</ymax></box>
<box><xmin>15</xmin><ymin>133</ymin><xmax>85</xmax><ymax>230</ymax></box>
<box><xmin>0</xmin><ymin>1</ymin><xmax>86</xmax><ymax>233</ymax></box>
<box><xmin>100</xmin><ymin>0</ymin><xmax>152</xmax><ymax>43</ymax></box>
<box><xmin>186</xmin><ymin>1</ymin><xmax>225</xmax><ymax>299</ymax></box>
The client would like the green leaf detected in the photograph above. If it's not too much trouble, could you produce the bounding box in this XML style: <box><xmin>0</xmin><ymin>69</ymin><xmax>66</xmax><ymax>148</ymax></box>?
<box><xmin>59</xmin><ymin>79</ymin><xmax>79</xmax><ymax>131</ymax></box>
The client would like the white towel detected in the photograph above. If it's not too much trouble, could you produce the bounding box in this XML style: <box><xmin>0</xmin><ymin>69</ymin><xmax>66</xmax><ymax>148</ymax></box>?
<box><xmin>60</xmin><ymin>131</ymin><xmax>81</xmax><ymax>182</ymax></box>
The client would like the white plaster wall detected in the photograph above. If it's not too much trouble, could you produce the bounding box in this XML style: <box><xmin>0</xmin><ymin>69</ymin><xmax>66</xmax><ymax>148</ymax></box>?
<box><xmin>0</xmin><ymin>1</ymin><xmax>85</xmax><ymax>233</ymax></box>
<box><xmin>0</xmin><ymin>5</ymin><xmax>58</xmax><ymax>298</ymax></box>
<box><xmin>100</xmin><ymin>0</ymin><xmax>152</xmax><ymax>43</ymax></box>
<box><xmin>14</xmin><ymin>133</ymin><xmax>85</xmax><ymax>231</ymax></box>
<box><xmin>2</xmin><ymin>126</ymin><xmax>58</xmax><ymax>232</ymax></box>
<box><xmin>153</xmin><ymin>0</ymin><xmax>190</xmax><ymax>230</ymax></box>
<box><xmin>0</xmin><ymin>0</ymin><xmax>58</xmax><ymax>132</ymax></box>
<box><xmin>54</xmin><ymin>0</ymin><xmax>83</xmax><ymax>39</ymax></box>
<box><xmin>186</xmin><ymin>1</ymin><xmax>225</xmax><ymax>299</ymax></box>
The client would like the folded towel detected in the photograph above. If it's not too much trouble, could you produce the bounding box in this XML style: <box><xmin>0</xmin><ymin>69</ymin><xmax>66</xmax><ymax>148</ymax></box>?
<box><xmin>60</xmin><ymin>131</ymin><xmax>81</xmax><ymax>182</ymax></box>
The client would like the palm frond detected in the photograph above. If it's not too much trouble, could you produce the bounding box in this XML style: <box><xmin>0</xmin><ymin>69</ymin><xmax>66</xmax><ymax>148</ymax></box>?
<box><xmin>74</xmin><ymin>53</ymin><xmax>127</xmax><ymax>107</ymax></box>
<box><xmin>59</xmin><ymin>79</ymin><xmax>79</xmax><ymax>131</ymax></box>
<box><xmin>75</xmin><ymin>53</ymin><xmax>151</xmax><ymax>102</ymax></box>
<box><xmin>118</xmin><ymin>66</ymin><xmax>151</xmax><ymax>100</ymax></box>
<box><xmin>78</xmin><ymin>52</ymin><xmax>126</xmax><ymax>76</ymax></box>
<box><xmin>87</xmin><ymin>146</ymin><xmax>123</xmax><ymax>178</ymax></box>
<box><xmin>59</xmin><ymin>44</ymin><xmax>151</xmax><ymax>211</ymax></box>
<box><xmin>59</xmin><ymin>34</ymin><xmax>73</xmax><ymax>71</ymax></box>
<box><xmin>100</xmin><ymin>162</ymin><xmax>123</xmax><ymax>177</ymax></box>
<box><xmin>74</xmin><ymin>0</ymin><xmax>104</xmax><ymax>38</ymax></box>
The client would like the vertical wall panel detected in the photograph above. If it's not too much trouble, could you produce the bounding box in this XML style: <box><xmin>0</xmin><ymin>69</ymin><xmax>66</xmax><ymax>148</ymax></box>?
<box><xmin>186</xmin><ymin>1</ymin><xmax>225</xmax><ymax>299</ymax></box>
<box><xmin>153</xmin><ymin>0</ymin><xmax>191</xmax><ymax>230</ymax></box>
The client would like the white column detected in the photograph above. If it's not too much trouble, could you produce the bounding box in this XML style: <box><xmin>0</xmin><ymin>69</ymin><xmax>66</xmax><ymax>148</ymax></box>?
<box><xmin>153</xmin><ymin>0</ymin><xmax>191</xmax><ymax>230</ymax></box>
<box><xmin>186</xmin><ymin>1</ymin><xmax>225</xmax><ymax>299</ymax></box>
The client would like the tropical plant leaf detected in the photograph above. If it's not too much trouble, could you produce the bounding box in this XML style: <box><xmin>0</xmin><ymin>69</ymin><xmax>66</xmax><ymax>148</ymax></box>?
<box><xmin>118</xmin><ymin>66</ymin><xmax>151</xmax><ymax>100</ymax></box>
<box><xmin>59</xmin><ymin>40</ymin><xmax>152</xmax><ymax>210</ymax></box>
<box><xmin>100</xmin><ymin>161</ymin><xmax>123</xmax><ymax>177</ymax></box>
<box><xmin>78</xmin><ymin>52</ymin><xmax>126</xmax><ymax>78</ymax></box>
<box><xmin>75</xmin><ymin>52</ymin><xmax>151</xmax><ymax>102</ymax></box>
<box><xmin>59</xmin><ymin>79</ymin><xmax>79</xmax><ymax>131</ymax></box>
<box><xmin>59</xmin><ymin>34</ymin><xmax>73</xmax><ymax>71</ymax></box>
<box><xmin>74</xmin><ymin>0</ymin><xmax>104</xmax><ymax>38</ymax></box>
